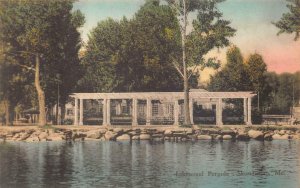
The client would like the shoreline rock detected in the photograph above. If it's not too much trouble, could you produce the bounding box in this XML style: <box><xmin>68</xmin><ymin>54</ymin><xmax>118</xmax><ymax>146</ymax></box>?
<box><xmin>0</xmin><ymin>126</ymin><xmax>300</xmax><ymax>143</ymax></box>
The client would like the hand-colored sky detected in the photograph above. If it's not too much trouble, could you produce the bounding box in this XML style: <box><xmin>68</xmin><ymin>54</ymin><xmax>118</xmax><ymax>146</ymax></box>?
<box><xmin>74</xmin><ymin>0</ymin><xmax>300</xmax><ymax>82</ymax></box>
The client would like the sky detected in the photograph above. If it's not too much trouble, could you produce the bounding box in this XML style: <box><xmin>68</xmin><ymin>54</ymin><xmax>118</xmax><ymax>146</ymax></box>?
<box><xmin>74</xmin><ymin>0</ymin><xmax>300</xmax><ymax>82</ymax></box>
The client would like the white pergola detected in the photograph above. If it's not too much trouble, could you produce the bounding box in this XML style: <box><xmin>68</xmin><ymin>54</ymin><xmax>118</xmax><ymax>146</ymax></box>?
<box><xmin>70</xmin><ymin>90</ymin><xmax>256</xmax><ymax>126</ymax></box>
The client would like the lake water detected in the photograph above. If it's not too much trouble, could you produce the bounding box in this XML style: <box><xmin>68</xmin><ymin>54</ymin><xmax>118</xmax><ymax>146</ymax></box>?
<box><xmin>0</xmin><ymin>140</ymin><xmax>299</xmax><ymax>188</ymax></box>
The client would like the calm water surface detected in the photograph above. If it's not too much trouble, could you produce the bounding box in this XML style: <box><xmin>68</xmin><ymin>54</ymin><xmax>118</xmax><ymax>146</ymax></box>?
<box><xmin>0</xmin><ymin>140</ymin><xmax>299</xmax><ymax>188</ymax></box>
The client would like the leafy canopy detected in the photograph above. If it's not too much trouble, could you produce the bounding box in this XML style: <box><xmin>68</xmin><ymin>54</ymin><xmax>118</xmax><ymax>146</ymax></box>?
<box><xmin>274</xmin><ymin>0</ymin><xmax>300</xmax><ymax>40</ymax></box>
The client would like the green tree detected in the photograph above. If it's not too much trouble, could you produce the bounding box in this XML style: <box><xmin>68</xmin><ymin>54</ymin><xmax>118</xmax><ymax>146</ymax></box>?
<box><xmin>274</xmin><ymin>0</ymin><xmax>300</xmax><ymax>40</ymax></box>
<box><xmin>166</xmin><ymin>0</ymin><xmax>235</xmax><ymax>125</ymax></box>
<box><xmin>208</xmin><ymin>46</ymin><xmax>251</xmax><ymax>92</ymax></box>
<box><xmin>77</xmin><ymin>18</ymin><xmax>123</xmax><ymax>92</ymax></box>
<box><xmin>78</xmin><ymin>1</ymin><xmax>187</xmax><ymax>93</ymax></box>
<box><xmin>0</xmin><ymin>40</ymin><xmax>30</xmax><ymax>125</ymax></box>
<box><xmin>263</xmin><ymin>72</ymin><xmax>280</xmax><ymax>112</ymax></box>
<box><xmin>0</xmin><ymin>0</ymin><xmax>84</xmax><ymax>125</ymax></box>
<box><xmin>245</xmin><ymin>53</ymin><xmax>268</xmax><ymax>111</ymax></box>
<box><xmin>116</xmin><ymin>0</ymin><xmax>183</xmax><ymax>91</ymax></box>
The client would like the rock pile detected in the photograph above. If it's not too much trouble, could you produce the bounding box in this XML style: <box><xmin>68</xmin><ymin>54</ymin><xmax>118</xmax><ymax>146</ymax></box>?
<box><xmin>0</xmin><ymin>126</ymin><xmax>299</xmax><ymax>142</ymax></box>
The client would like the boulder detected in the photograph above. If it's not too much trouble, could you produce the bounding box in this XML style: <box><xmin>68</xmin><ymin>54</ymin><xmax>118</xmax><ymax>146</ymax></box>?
<box><xmin>104</xmin><ymin>131</ymin><xmax>117</xmax><ymax>141</ymax></box>
<box><xmin>215</xmin><ymin>135</ymin><xmax>223</xmax><ymax>140</ymax></box>
<box><xmin>236</xmin><ymin>133</ymin><xmax>250</xmax><ymax>141</ymax></box>
<box><xmin>264</xmin><ymin>132</ymin><xmax>273</xmax><ymax>141</ymax></box>
<box><xmin>221</xmin><ymin>130</ymin><xmax>236</xmax><ymax>137</ymax></box>
<box><xmin>86</xmin><ymin>130</ymin><xmax>102</xmax><ymax>139</ymax></box>
<box><xmin>17</xmin><ymin>132</ymin><xmax>31</xmax><ymax>141</ymax></box>
<box><xmin>128</xmin><ymin>131</ymin><xmax>137</xmax><ymax>136</ymax></box>
<box><xmin>185</xmin><ymin>129</ymin><xmax>193</xmax><ymax>135</ymax></box>
<box><xmin>116</xmin><ymin>134</ymin><xmax>131</xmax><ymax>141</ymax></box>
<box><xmin>201</xmin><ymin>128</ymin><xmax>220</xmax><ymax>135</ymax></box>
<box><xmin>113</xmin><ymin>128</ymin><xmax>124</xmax><ymax>134</ymax></box>
<box><xmin>72</xmin><ymin>132</ymin><xmax>86</xmax><ymax>140</ymax></box>
<box><xmin>139</xmin><ymin>134</ymin><xmax>151</xmax><ymax>140</ymax></box>
<box><xmin>47</xmin><ymin>133</ymin><xmax>63</xmax><ymax>141</ymax></box>
<box><xmin>99</xmin><ymin>129</ymin><xmax>107</xmax><ymax>134</ymax></box>
<box><xmin>272</xmin><ymin>134</ymin><xmax>290</xmax><ymax>140</ymax></box>
<box><xmin>132</xmin><ymin>135</ymin><xmax>140</xmax><ymax>140</ymax></box>
<box><xmin>164</xmin><ymin>129</ymin><xmax>173</xmax><ymax>136</ymax></box>
<box><xmin>279</xmin><ymin>130</ymin><xmax>286</xmax><ymax>135</ymax></box>
<box><xmin>222</xmin><ymin>135</ymin><xmax>232</xmax><ymax>140</ymax></box>
<box><xmin>26</xmin><ymin>136</ymin><xmax>40</xmax><ymax>142</ymax></box>
<box><xmin>12</xmin><ymin>133</ymin><xmax>20</xmax><ymax>140</ymax></box>
<box><xmin>39</xmin><ymin>132</ymin><xmax>48</xmax><ymax>140</ymax></box>
<box><xmin>197</xmin><ymin>135</ymin><xmax>211</xmax><ymax>140</ymax></box>
<box><xmin>248</xmin><ymin>130</ymin><xmax>264</xmax><ymax>140</ymax></box>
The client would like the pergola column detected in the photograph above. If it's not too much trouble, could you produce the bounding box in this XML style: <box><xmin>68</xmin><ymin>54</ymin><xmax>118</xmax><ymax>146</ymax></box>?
<box><xmin>146</xmin><ymin>98</ymin><xmax>151</xmax><ymax>126</ymax></box>
<box><xmin>79</xmin><ymin>98</ymin><xmax>83</xmax><ymax>126</ymax></box>
<box><xmin>107</xmin><ymin>99</ymin><xmax>111</xmax><ymax>126</ymax></box>
<box><xmin>132</xmin><ymin>98</ymin><xmax>138</xmax><ymax>126</ymax></box>
<box><xmin>102</xmin><ymin>99</ymin><xmax>107</xmax><ymax>125</ymax></box>
<box><xmin>216</xmin><ymin>98</ymin><xmax>223</xmax><ymax>126</ymax></box>
<box><xmin>174</xmin><ymin>99</ymin><xmax>179</xmax><ymax>125</ymax></box>
<box><xmin>116</xmin><ymin>101</ymin><xmax>121</xmax><ymax>115</ymax></box>
<box><xmin>243</xmin><ymin>98</ymin><xmax>248</xmax><ymax>124</ymax></box>
<box><xmin>247</xmin><ymin>97</ymin><xmax>252</xmax><ymax>125</ymax></box>
<box><xmin>74</xmin><ymin>98</ymin><xmax>78</xmax><ymax>125</ymax></box>
<box><xmin>189</xmin><ymin>99</ymin><xmax>194</xmax><ymax>124</ymax></box>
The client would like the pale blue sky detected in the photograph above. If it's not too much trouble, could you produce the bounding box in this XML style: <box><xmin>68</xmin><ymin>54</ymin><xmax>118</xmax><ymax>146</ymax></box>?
<box><xmin>74</xmin><ymin>0</ymin><xmax>300</xmax><ymax>77</ymax></box>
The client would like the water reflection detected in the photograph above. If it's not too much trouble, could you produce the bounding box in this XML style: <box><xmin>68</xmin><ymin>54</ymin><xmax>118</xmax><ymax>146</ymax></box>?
<box><xmin>0</xmin><ymin>140</ymin><xmax>299</xmax><ymax>188</ymax></box>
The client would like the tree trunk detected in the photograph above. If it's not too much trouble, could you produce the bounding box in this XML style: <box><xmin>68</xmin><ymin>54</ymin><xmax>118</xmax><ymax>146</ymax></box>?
<box><xmin>61</xmin><ymin>102</ymin><xmax>66</xmax><ymax>125</ymax></box>
<box><xmin>55</xmin><ymin>102</ymin><xmax>59</xmax><ymax>125</ymax></box>
<box><xmin>182</xmin><ymin>0</ymin><xmax>191</xmax><ymax>126</ymax></box>
<box><xmin>4</xmin><ymin>99</ymin><xmax>11</xmax><ymax>125</ymax></box>
<box><xmin>35</xmin><ymin>54</ymin><xmax>46</xmax><ymax>126</ymax></box>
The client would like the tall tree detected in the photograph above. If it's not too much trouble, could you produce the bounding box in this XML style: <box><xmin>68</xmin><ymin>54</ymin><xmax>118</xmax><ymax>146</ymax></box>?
<box><xmin>245</xmin><ymin>53</ymin><xmax>268</xmax><ymax>111</ymax></box>
<box><xmin>78</xmin><ymin>1</ymin><xmax>187</xmax><ymax>93</ymax></box>
<box><xmin>0</xmin><ymin>0</ymin><xmax>84</xmax><ymax>125</ymax></box>
<box><xmin>116</xmin><ymin>0</ymin><xmax>183</xmax><ymax>91</ymax></box>
<box><xmin>166</xmin><ymin>0</ymin><xmax>235</xmax><ymax>125</ymax></box>
<box><xmin>0</xmin><ymin>41</ymin><xmax>29</xmax><ymax>125</ymax></box>
<box><xmin>208</xmin><ymin>46</ymin><xmax>251</xmax><ymax>92</ymax></box>
<box><xmin>77</xmin><ymin>18</ymin><xmax>123</xmax><ymax>92</ymax></box>
<box><xmin>274</xmin><ymin>0</ymin><xmax>300</xmax><ymax>40</ymax></box>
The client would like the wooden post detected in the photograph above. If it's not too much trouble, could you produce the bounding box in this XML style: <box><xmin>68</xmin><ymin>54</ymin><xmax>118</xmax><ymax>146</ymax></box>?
<box><xmin>132</xmin><ymin>98</ymin><xmax>138</xmax><ymax>126</ymax></box>
<box><xmin>217</xmin><ymin>98</ymin><xmax>223</xmax><ymax>126</ymax></box>
<box><xmin>107</xmin><ymin>99</ymin><xmax>111</xmax><ymax>126</ymax></box>
<box><xmin>74</xmin><ymin>98</ymin><xmax>78</xmax><ymax>125</ymax></box>
<box><xmin>174</xmin><ymin>99</ymin><xmax>179</xmax><ymax>125</ymax></box>
<box><xmin>189</xmin><ymin>99</ymin><xmax>194</xmax><ymax>124</ymax></box>
<box><xmin>247</xmin><ymin>97</ymin><xmax>252</xmax><ymax>125</ymax></box>
<box><xmin>79</xmin><ymin>98</ymin><xmax>83</xmax><ymax>126</ymax></box>
<box><xmin>103</xmin><ymin>99</ymin><xmax>107</xmax><ymax>126</ymax></box>
<box><xmin>243</xmin><ymin>98</ymin><xmax>248</xmax><ymax>125</ymax></box>
<box><xmin>146</xmin><ymin>98</ymin><xmax>151</xmax><ymax>125</ymax></box>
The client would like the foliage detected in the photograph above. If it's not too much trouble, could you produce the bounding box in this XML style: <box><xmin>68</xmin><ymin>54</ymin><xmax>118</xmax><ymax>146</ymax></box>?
<box><xmin>266</xmin><ymin>72</ymin><xmax>300</xmax><ymax>114</ymax></box>
<box><xmin>78</xmin><ymin>1</ymin><xmax>185</xmax><ymax>92</ymax></box>
<box><xmin>252</xmin><ymin>108</ymin><xmax>263</xmax><ymax>124</ymax></box>
<box><xmin>0</xmin><ymin>0</ymin><xmax>84</xmax><ymax>124</ymax></box>
<box><xmin>208</xmin><ymin>46</ymin><xmax>252</xmax><ymax>92</ymax></box>
<box><xmin>274</xmin><ymin>0</ymin><xmax>300</xmax><ymax>40</ymax></box>
<box><xmin>166</xmin><ymin>0</ymin><xmax>235</xmax><ymax>125</ymax></box>
<box><xmin>245</xmin><ymin>53</ymin><xmax>268</xmax><ymax>110</ymax></box>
